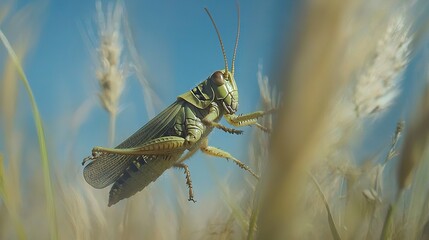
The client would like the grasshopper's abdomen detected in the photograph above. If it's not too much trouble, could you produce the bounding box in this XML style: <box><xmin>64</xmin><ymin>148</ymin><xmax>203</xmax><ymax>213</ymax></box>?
<box><xmin>108</xmin><ymin>153</ymin><xmax>180</xmax><ymax>206</ymax></box>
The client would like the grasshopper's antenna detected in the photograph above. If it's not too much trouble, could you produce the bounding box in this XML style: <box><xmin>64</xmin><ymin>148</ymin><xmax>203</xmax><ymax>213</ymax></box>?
<box><xmin>231</xmin><ymin>2</ymin><xmax>240</xmax><ymax>76</ymax></box>
<box><xmin>204</xmin><ymin>8</ymin><xmax>229</xmax><ymax>77</ymax></box>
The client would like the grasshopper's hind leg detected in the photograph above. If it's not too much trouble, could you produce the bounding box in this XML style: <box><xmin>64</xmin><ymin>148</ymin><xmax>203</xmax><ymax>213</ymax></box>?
<box><xmin>83</xmin><ymin>136</ymin><xmax>188</xmax><ymax>165</ymax></box>
<box><xmin>174</xmin><ymin>163</ymin><xmax>196</xmax><ymax>203</ymax></box>
<box><xmin>199</xmin><ymin>139</ymin><xmax>259</xmax><ymax>179</ymax></box>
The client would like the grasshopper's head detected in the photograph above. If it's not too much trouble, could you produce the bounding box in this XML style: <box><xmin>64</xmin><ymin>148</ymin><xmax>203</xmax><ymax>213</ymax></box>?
<box><xmin>204</xmin><ymin>6</ymin><xmax>241</xmax><ymax>115</ymax></box>
<box><xmin>210</xmin><ymin>70</ymin><xmax>238</xmax><ymax>114</ymax></box>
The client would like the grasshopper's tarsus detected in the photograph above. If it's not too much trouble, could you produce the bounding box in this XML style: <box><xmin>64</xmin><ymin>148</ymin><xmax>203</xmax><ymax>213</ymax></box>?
<box><xmin>255</xmin><ymin>123</ymin><xmax>271</xmax><ymax>133</ymax></box>
<box><xmin>82</xmin><ymin>156</ymin><xmax>93</xmax><ymax>166</ymax></box>
<box><xmin>82</xmin><ymin>151</ymin><xmax>106</xmax><ymax>165</ymax></box>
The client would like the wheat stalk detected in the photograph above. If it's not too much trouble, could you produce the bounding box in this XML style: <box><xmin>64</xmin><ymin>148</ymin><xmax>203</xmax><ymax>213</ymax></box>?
<box><xmin>0</xmin><ymin>29</ymin><xmax>58</xmax><ymax>240</ymax></box>
<box><xmin>95</xmin><ymin>0</ymin><xmax>126</xmax><ymax>146</ymax></box>
<box><xmin>354</xmin><ymin>13</ymin><xmax>411</xmax><ymax>118</ymax></box>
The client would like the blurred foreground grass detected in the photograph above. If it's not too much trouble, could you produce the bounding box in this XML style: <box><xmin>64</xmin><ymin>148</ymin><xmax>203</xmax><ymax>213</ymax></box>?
<box><xmin>2</xmin><ymin>0</ymin><xmax>429</xmax><ymax>239</ymax></box>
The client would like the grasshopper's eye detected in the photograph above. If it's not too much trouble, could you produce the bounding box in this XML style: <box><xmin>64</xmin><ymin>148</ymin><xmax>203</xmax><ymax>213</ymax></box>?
<box><xmin>211</xmin><ymin>71</ymin><xmax>225</xmax><ymax>86</ymax></box>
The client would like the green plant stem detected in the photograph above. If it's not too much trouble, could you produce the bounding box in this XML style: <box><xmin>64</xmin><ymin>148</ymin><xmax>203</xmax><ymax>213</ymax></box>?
<box><xmin>0</xmin><ymin>29</ymin><xmax>58</xmax><ymax>240</ymax></box>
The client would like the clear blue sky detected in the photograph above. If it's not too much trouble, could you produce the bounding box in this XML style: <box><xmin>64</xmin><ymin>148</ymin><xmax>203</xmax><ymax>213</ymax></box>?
<box><xmin>5</xmin><ymin>0</ymin><xmax>293</xmax><ymax>196</ymax></box>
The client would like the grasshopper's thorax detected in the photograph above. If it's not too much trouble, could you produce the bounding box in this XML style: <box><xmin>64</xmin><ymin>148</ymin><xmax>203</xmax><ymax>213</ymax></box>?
<box><xmin>210</xmin><ymin>70</ymin><xmax>239</xmax><ymax>114</ymax></box>
<box><xmin>177</xmin><ymin>70</ymin><xmax>238</xmax><ymax>114</ymax></box>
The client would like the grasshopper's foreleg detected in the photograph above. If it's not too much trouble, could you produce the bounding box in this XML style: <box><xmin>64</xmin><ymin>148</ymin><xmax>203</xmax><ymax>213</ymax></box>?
<box><xmin>90</xmin><ymin>136</ymin><xmax>187</xmax><ymax>158</ymax></box>
<box><xmin>225</xmin><ymin>109</ymin><xmax>275</xmax><ymax>132</ymax></box>
<box><xmin>199</xmin><ymin>139</ymin><xmax>259</xmax><ymax>179</ymax></box>
<box><xmin>174</xmin><ymin>163</ymin><xmax>196</xmax><ymax>203</ymax></box>
<box><xmin>202</xmin><ymin>102</ymin><xmax>243</xmax><ymax>135</ymax></box>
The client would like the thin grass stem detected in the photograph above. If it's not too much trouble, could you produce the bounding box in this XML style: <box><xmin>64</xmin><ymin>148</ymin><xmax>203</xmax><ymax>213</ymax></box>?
<box><xmin>310</xmin><ymin>173</ymin><xmax>342</xmax><ymax>240</ymax></box>
<box><xmin>0</xmin><ymin>29</ymin><xmax>58</xmax><ymax>240</ymax></box>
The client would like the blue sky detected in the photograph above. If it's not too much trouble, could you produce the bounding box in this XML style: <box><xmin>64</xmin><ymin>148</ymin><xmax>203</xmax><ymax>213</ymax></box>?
<box><xmin>3</xmin><ymin>0</ymin><xmax>292</xmax><ymax>196</ymax></box>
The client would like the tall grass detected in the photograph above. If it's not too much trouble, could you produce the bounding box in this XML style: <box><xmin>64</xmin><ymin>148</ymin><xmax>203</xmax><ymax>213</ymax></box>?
<box><xmin>0</xmin><ymin>26</ymin><xmax>58</xmax><ymax>240</ymax></box>
<box><xmin>94</xmin><ymin>0</ymin><xmax>127</xmax><ymax>147</ymax></box>
<box><xmin>257</xmin><ymin>0</ymin><xmax>429</xmax><ymax>239</ymax></box>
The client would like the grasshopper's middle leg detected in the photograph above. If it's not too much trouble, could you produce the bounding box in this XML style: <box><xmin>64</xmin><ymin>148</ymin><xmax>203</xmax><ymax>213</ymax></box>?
<box><xmin>199</xmin><ymin>138</ymin><xmax>259</xmax><ymax>179</ymax></box>
<box><xmin>174</xmin><ymin>163</ymin><xmax>196</xmax><ymax>202</ymax></box>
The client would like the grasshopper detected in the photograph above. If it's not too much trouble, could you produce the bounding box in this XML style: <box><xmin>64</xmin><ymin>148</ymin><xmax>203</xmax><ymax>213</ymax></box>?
<box><xmin>82</xmin><ymin>7</ymin><xmax>273</xmax><ymax>207</ymax></box>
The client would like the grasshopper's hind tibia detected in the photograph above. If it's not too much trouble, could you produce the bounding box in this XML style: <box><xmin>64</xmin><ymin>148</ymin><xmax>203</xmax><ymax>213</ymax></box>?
<box><xmin>200</xmin><ymin>138</ymin><xmax>259</xmax><ymax>179</ymax></box>
<box><xmin>174</xmin><ymin>163</ymin><xmax>196</xmax><ymax>203</ymax></box>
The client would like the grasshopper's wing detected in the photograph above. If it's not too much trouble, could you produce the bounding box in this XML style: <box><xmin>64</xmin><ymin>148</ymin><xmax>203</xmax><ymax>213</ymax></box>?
<box><xmin>83</xmin><ymin>101</ymin><xmax>184</xmax><ymax>189</ymax></box>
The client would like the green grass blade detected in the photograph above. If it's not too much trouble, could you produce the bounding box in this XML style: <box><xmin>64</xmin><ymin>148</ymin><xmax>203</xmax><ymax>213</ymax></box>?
<box><xmin>310</xmin><ymin>173</ymin><xmax>342</xmax><ymax>240</ymax></box>
<box><xmin>0</xmin><ymin>29</ymin><xmax>58</xmax><ymax>240</ymax></box>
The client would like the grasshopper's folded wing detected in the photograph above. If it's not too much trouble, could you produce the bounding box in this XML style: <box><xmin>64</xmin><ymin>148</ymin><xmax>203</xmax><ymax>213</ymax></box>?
<box><xmin>83</xmin><ymin>101</ymin><xmax>184</xmax><ymax>189</ymax></box>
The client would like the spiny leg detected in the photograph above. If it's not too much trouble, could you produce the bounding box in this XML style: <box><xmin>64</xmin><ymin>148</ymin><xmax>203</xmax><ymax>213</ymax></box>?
<box><xmin>254</xmin><ymin>123</ymin><xmax>271</xmax><ymax>133</ymax></box>
<box><xmin>225</xmin><ymin>109</ymin><xmax>275</xmax><ymax>132</ymax></box>
<box><xmin>226</xmin><ymin>117</ymin><xmax>271</xmax><ymax>133</ymax></box>
<box><xmin>82</xmin><ymin>136</ymin><xmax>187</xmax><ymax>165</ymax></box>
<box><xmin>200</xmin><ymin>139</ymin><xmax>259</xmax><ymax>179</ymax></box>
<box><xmin>174</xmin><ymin>163</ymin><xmax>196</xmax><ymax>203</ymax></box>
<box><xmin>201</xmin><ymin>102</ymin><xmax>242</xmax><ymax>135</ymax></box>
<box><xmin>202</xmin><ymin>118</ymin><xmax>243</xmax><ymax>135</ymax></box>
<box><xmin>232</xmin><ymin>109</ymin><xmax>276</xmax><ymax>122</ymax></box>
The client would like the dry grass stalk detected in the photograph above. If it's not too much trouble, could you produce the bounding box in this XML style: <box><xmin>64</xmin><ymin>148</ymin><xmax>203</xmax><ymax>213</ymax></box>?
<box><xmin>1</xmin><ymin>134</ymin><xmax>26</xmax><ymax>239</ymax></box>
<box><xmin>309</xmin><ymin>173</ymin><xmax>342</xmax><ymax>240</ymax></box>
<box><xmin>95</xmin><ymin>0</ymin><xmax>126</xmax><ymax>146</ymax></box>
<box><xmin>397</xmin><ymin>86</ymin><xmax>429</xmax><ymax>191</ymax></box>
<box><xmin>258</xmin><ymin>0</ymin><xmax>407</xmax><ymax>239</ymax></box>
<box><xmin>400</xmin><ymin>148</ymin><xmax>429</xmax><ymax>239</ymax></box>
<box><xmin>305</xmin><ymin>9</ymin><xmax>411</xmax><ymax>239</ymax></box>
<box><xmin>0</xmin><ymin>2</ymin><xmax>54</xmax><ymax>239</ymax></box>
<box><xmin>0</xmin><ymin>28</ymin><xmax>58</xmax><ymax>239</ymax></box>
<box><xmin>1</xmin><ymin>0</ymin><xmax>41</xmax><ymax>141</ymax></box>
<box><xmin>243</xmin><ymin>64</ymin><xmax>279</xmax><ymax>239</ymax></box>
<box><xmin>354</xmin><ymin>13</ymin><xmax>411</xmax><ymax>118</ymax></box>
<box><xmin>0</xmin><ymin>151</ymin><xmax>26</xmax><ymax>240</ymax></box>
